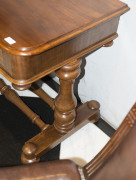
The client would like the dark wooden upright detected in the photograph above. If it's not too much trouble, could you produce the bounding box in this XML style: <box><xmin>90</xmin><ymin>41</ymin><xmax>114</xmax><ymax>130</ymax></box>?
<box><xmin>0</xmin><ymin>0</ymin><xmax>129</xmax><ymax>163</ymax></box>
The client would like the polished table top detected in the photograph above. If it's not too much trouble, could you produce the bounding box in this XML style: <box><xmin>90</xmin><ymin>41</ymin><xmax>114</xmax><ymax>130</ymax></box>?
<box><xmin>0</xmin><ymin>0</ymin><xmax>129</xmax><ymax>87</ymax></box>
<box><xmin>0</xmin><ymin>0</ymin><xmax>128</xmax><ymax>56</ymax></box>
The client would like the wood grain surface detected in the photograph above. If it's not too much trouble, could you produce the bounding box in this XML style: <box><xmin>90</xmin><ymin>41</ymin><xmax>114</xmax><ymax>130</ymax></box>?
<box><xmin>0</xmin><ymin>0</ymin><xmax>129</xmax><ymax>55</ymax></box>
<box><xmin>0</xmin><ymin>0</ymin><xmax>129</xmax><ymax>86</ymax></box>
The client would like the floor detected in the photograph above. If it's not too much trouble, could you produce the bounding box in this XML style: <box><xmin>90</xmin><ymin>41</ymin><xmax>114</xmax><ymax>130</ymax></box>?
<box><xmin>0</xmin><ymin>75</ymin><xmax>115</xmax><ymax>167</ymax></box>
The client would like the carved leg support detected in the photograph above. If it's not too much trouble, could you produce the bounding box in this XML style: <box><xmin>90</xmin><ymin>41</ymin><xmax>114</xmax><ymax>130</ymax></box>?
<box><xmin>0</xmin><ymin>60</ymin><xmax>100</xmax><ymax>165</ymax></box>
<box><xmin>0</xmin><ymin>79</ymin><xmax>49</xmax><ymax>131</ymax></box>
<box><xmin>54</xmin><ymin>58</ymin><xmax>82</xmax><ymax>134</ymax></box>
<box><xmin>21</xmin><ymin>58</ymin><xmax>100</xmax><ymax>164</ymax></box>
<box><xmin>21</xmin><ymin>142</ymin><xmax>40</xmax><ymax>164</ymax></box>
<box><xmin>21</xmin><ymin>100</ymin><xmax>100</xmax><ymax>164</ymax></box>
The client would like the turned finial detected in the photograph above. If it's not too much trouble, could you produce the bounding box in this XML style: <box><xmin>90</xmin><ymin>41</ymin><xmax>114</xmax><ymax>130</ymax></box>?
<box><xmin>87</xmin><ymin>100</ymin><xmax>100</xmax><ymax>110</ymax></box>
<box><xmin>87</xmin><ymin>101</ymin><xmax>100</xmax><ymax>123</ymax></box>
<box><xmin>21</xmin><ymin>142</ymin><xmax>40</xmax><ymax>164</ymax></box>
<box><xmin>12</xmin><ymin>83</ymin><xmax>31</xmax><ymax>91</ymax></box>
<box><xmin>103</xmin><ymin>41</ymin><xmax>113</xmax><ymax>47</ymax></box>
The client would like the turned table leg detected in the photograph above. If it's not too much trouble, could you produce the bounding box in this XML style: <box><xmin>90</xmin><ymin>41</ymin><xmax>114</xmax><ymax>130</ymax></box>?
<box><xmin>0</xmin><ymin>58</ymin><xmax>100</xmax><ymax>164</ymax></box>
<box><xmin>54</xmin><ymin>58</ymin><xmax>82</xmax><ymax>134</ymax></box>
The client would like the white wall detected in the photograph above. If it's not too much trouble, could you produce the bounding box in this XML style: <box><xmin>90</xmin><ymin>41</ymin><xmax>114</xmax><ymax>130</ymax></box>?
<box><xmin>78</xmin><ymin>0</ymin><xmax>136</xmax><ymax>129</ymax></box>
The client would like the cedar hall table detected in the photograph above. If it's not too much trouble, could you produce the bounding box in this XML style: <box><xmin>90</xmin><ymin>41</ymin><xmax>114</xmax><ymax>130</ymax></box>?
<box><xmin>0</xmin><ymin>0</ymin><xmax>129</xmax><ymax>164</ymax></box>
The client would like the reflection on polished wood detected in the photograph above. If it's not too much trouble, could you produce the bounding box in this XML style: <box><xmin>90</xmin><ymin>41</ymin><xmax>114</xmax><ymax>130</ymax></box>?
<box><xmin>0</xmin><ymin>0</ymin><xmax>129</xmax><ymax>163</ymax></box>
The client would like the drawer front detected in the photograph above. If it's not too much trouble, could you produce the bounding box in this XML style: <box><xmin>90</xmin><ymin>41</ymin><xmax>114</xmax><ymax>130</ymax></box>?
<box><xmin>0</xmin><ymin>17</ymin><xmax>119</xmax><ymax>85</ymax></box>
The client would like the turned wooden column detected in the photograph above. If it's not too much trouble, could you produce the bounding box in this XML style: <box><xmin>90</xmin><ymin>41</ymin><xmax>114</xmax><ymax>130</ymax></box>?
<box><xmin>54</xmin><ymin>58</ymin><xmax>82</xmax><ymax>134</ymax></box>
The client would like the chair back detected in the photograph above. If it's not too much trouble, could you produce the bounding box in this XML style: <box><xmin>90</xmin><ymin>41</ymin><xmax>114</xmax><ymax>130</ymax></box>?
<box><xmin>84</xmin><ymin>103</ymin><xmax>136</xmax><ymax>180</ymax></box>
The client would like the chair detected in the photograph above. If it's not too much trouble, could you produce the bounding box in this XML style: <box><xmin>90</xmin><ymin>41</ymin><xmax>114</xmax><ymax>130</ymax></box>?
<box><xmin>0</xmin><ymin>103</ymin><xmax>135</xmax><ymax>180</ymax></box>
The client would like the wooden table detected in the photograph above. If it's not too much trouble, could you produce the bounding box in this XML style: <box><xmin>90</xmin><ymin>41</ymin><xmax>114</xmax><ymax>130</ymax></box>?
<box><xmin>0</xmin><ymin>0</ymin><xmax>129</xmax><ymax>164</ymax></box>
